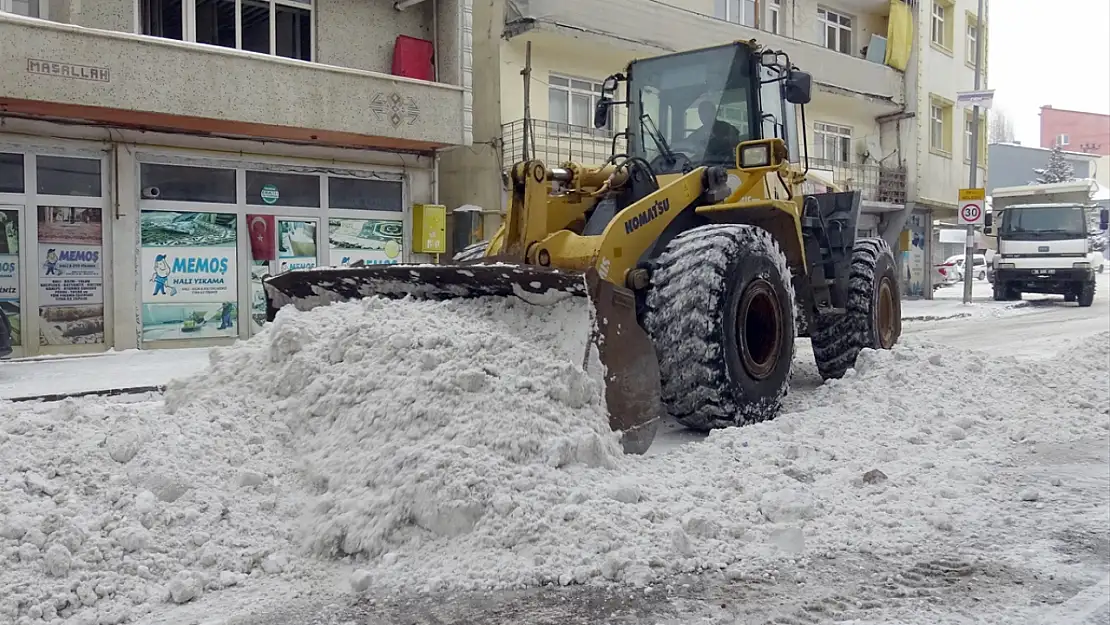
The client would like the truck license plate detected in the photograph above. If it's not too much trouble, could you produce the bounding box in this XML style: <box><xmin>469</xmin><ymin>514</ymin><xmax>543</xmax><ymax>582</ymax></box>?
<box><xmin>1034</xmin><ymin>270</ymin><xmax>1055</xmax><ymax>277</ymax></box>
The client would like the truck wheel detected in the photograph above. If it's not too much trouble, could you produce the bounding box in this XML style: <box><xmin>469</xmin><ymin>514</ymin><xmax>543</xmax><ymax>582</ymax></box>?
<box><xmin>1065</xmin><ymin>292</ymin><xmax>1077</xmax><ymax>303</ymax></box>
<box><xmin>811</xmin><ymin>237</ymin><xmax>901</xmax><ymax>380</ymax></box>
<box><xmin>644</xmin><ymin>224</ymin><xmax>795</xmax><ymax>431</ymax></box>
<box><xmin>1078</xmin><ymin>281</ymin><xmax>1096</xmax><ymax>307</ymax></box>
<box><xmin>993</xmin><ymin>283</ymin><xmax>1008</xmax><ymax>301</ymax></box>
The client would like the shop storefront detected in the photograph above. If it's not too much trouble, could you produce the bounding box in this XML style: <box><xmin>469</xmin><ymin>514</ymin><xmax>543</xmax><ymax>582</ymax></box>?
<box><xmin>134</xmin><ymin>152</ymin><xmax>411</xmax><ymax>349</ymax></box>
<box><xmin>0</xmin><ymin>136</ymin><xmax>434</xmax><ymax>356</ymax></box>
<box><xmin>0</xmin><ymin>141</ymin><xmax>112</xmax><ymax>359</ymax></box>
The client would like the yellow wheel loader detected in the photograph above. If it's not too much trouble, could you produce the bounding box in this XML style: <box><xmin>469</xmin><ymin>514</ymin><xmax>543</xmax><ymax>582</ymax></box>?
<box><xmin>264</xmin><ymin>40</ymin><xmax>902</xmax><ymax>455</ymax></box>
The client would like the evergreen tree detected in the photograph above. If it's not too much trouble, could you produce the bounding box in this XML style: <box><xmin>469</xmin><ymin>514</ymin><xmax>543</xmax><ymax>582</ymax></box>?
<box><xmin>1031</xmin><ymin>145</ymin><xmax>1075</xmax><ymax>184</ymax></box>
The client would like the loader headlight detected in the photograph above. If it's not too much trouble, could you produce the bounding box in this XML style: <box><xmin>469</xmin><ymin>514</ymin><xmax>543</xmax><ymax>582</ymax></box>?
<box><xmin>739</xmin><ymin>144</ymin><xmax>771</xmax><ymax>169</ymax></box>
<box><xmin>1073</xmin><ymin>262</ymin><xmax>1090</xmax><ymax>269</ymax></box>
<box><xmin>998</xmin><ymin>263</ymin><xmax>1015</xmax><ymax>269</ymax></box>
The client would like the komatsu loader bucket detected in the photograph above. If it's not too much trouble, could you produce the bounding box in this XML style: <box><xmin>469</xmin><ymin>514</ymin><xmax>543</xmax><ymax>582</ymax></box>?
<box><xmin>262</xmin><ymin>263</ymin><xmax>662</xmax><ymax>454</ymax></box>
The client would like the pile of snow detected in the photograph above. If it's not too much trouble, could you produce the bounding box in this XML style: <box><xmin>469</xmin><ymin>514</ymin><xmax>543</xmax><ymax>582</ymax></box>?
<box><xmin>1</xmin><ymin>285</ymin><xmax>1107</xmax><ymax>621</ymax></box>
<box><xmin>0</xmin><ymin>292</ymin><xmax>618</xmax><ymax>621</ymax></box>
<box><xmin>170</xmin><ymin>294</ymin><xmax>623</xmax><ymax>562</ymax></box>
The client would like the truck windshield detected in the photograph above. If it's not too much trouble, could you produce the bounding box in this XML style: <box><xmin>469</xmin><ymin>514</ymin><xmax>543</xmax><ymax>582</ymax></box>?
<box><xmin>999</xmin><ymin>206</ymin><xmax>1087</xmax><ymax>240</ymax></box>
<box><xmin>628</xmin><ymin>45</ymin><xmax>757</xmax><ymax>175</ymax></box>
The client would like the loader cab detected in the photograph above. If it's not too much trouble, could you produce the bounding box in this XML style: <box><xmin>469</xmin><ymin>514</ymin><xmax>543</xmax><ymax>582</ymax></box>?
<box><xmin>595</xmin><ymin>42</ymin><xmax>808</xmax><ymax>177</ymax></box>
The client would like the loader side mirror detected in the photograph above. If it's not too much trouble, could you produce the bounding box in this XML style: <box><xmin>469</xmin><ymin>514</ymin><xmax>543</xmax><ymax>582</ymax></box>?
<box><xmin>594</xmin><ymin>97</ymin><xmax>612</xmax><ymax>130</ymax></box>
<box><xmin>784</xmin><ymin>70</ymin><xmax>812</xmax><ymax>105</ymax></box>
<box><xmin>1100</xmin><ymin>208</ymin><xmax>1108</xmax><ymax>230</ymax></box>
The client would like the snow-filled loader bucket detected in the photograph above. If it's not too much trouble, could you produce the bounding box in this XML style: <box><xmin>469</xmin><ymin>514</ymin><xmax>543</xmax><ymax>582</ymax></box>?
<box><xmin>262</xmin><ymin>262</ymin><xmax>662</xmax><ymax>454</ymax></box>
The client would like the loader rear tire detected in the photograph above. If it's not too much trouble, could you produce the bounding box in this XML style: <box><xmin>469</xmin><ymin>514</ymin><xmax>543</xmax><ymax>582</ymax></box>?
<box><xmin>811</xmin><ymin>237</ymin><xmax>901</xmax><ymax>380</ymax></box>
<box><xmin>644</xmin><ymin>224</ymin><xmax>796</xmax><ymax>431</ymax></box>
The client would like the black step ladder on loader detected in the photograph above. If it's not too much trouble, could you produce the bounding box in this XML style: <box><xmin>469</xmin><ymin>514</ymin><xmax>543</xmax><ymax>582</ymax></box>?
<box><xmin>800</xmin><ymin>190</ymin><xmax>864</xmax><ymax>317</ymax></box>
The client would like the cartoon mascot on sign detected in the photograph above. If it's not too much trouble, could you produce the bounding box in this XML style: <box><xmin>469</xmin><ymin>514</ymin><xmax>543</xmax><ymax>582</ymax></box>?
<box><xmin>150</xmin><ymin>254</ymin><xmax>177</xmax><ymax>296</ymax></box>
<box><xmin>44</xmin><ymin>249</ymin><xmax>60</xmax><ymax>276</ymax></box>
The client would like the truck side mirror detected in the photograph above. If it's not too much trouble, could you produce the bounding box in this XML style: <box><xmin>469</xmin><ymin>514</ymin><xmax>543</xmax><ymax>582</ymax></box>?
<box><xmin>784</xmin><ymin>70</ymin><xmax>812</xmax><ymax>105</ymax></box>
<box><xmin>983</xmin><ymin>212</ymin><xmax>992</xmax><ymax>234</ymax></box>
<box><xmin>1101</xmin><ymin>208</ymin><xmax>1108</xmax><ymax>230</ymax></box>
<box><xmin>594</xmin><ymin>97</ymin><xmax>612</xmax><ymax>130</ymax></box>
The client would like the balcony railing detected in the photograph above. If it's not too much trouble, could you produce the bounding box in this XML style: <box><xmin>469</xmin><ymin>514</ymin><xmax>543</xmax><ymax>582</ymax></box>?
<box><xmin>804</xmin><ymin>158</ymin><xmax>907</xmax><ymax>205</ymax></box>
<box><xmin>499</xmin><ymin>122</ymin><xmax>907</xmax><ymax>206</ymax></box>
<box><xmin>502</xmin><ymin>119</ymin><xmax>626</xmax><ymax>168</ymax></box>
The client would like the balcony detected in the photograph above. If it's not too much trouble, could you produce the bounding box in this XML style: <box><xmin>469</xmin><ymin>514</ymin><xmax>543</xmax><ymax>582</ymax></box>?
<box><xmin>0</xmin><ymin>14</ymin><xmax>467</xmax><ymax>151</ymax></box>
<box><xmin>502</xmin><ymin>119</ymin><xmax>625</xmax><ymax>167</ymax></box>
<box><xmin>804</xmin><ymin>158</ymin><xmax>907</xmax><ymax>206</ymax></box>
<box><xmin>505</xmin><ymin>0</ymin><xmax>904</xmax><ymax>108</ymax></box>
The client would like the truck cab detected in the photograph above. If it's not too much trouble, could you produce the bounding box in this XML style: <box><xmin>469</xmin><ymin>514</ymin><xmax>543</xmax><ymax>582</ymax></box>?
<box><xmin>986</xmin><ymin>201</ymin><xmax>1107</xmax><ymax>306</ymax></box>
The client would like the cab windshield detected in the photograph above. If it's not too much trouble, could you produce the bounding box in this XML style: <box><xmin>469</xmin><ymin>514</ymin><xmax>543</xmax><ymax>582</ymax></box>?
<box><xmin>1000</xmin><ymin>205</ymin><xmax>1088</xmax><ymax>240</ymax></box>
<box><xmin>628</xmin><ymin>45</ymin><xmax>757</xmax><ymax>175</ymax></box>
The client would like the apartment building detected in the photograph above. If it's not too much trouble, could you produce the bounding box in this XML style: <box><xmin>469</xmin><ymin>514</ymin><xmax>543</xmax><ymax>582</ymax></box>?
<box><xmin>1040</xmin><ymin>105</ymin><xmax>1110</xmax><ymax>156</ymax></box>
<box><xmin>440</xmin><ymin>0</ymin><xmax>990</xmax><ymax>298</ymax></box>
<box><xmin>0</xmin><ymin>0</ymin><xmax>473</xmax><ymax>357</ymax></box>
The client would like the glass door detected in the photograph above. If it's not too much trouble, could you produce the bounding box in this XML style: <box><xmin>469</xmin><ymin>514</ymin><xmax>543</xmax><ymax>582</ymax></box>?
<box><xmin>244</xmin><ymin>213</ymin><xmax>322</xmax><ymax>336</ymax></box>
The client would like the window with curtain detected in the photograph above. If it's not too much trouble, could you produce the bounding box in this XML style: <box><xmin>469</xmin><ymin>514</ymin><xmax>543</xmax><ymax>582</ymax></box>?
<box><xmin>548</xmin><ymin>74</ymin><xmax>612</xmax><ymax>133</ymax></box>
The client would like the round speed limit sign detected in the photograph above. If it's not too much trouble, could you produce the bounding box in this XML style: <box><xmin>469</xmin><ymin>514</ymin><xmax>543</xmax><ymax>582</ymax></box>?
<box><xmin>958</xmin><ymin>200</ymin><xmax>984</xmax><ymax>225</ymax></box>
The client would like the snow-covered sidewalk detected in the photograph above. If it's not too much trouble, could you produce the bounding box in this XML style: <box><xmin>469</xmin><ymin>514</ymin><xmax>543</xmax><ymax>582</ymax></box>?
<box><xmin>0</xmin><ymin>349</ymin><xmax>211</xmax><ymax>401</ymax></box>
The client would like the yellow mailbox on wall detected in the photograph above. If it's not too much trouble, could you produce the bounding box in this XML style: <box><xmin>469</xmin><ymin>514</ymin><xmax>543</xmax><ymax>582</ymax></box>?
<box><xmin>412</xmin><ymin>203</ymin><xmax>447</xmax><ymax>254</ymax></box>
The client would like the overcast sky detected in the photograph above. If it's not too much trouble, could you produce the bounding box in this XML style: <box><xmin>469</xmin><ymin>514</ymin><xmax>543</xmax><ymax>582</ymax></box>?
<box><xmin>987</xmin><ymin>0</ymin><xmax>1110</xmax><ymax>145</ymax></box>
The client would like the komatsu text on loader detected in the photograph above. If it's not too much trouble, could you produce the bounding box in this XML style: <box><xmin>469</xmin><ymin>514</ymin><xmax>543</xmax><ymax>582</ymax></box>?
<box><xmin>264</xmin><ymin>40</ymin><xmax>903</xmax><ymax>454</ymax></box>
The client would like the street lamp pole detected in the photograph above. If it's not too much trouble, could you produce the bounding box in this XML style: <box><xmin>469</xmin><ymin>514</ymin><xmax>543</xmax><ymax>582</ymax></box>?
<box><xmin>963</xmin><ymin>0</ymin><xmax>986</xmax><ymax>304</ymax></box>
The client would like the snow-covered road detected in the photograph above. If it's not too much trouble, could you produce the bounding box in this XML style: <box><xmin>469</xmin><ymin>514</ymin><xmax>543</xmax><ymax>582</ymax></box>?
<box><xmin>0</xmin><ymin>275</ymin><xmax>1106</xmax><ymax>625</ymax></box>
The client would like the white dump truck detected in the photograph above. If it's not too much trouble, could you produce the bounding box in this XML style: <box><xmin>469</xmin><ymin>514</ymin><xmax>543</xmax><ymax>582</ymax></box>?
<box><xmin>985</xmin><ymin>181</ymin><xmax>1108</xmax><ymax>307</ymax></box>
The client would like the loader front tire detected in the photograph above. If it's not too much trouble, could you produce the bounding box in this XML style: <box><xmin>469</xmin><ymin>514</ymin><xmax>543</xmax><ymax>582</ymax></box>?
<box><xmin>644</xmin><ymin>224</ymin><xmax>795</xmax><ymax>431</ymax></box>
<box><xmin>811</xmin><ymin>237</ymin><xmax>901</xmax><ymax>380</ymax></box>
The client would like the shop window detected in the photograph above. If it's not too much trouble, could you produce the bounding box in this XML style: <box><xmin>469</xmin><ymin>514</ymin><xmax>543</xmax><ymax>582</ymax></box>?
<box><xmin>246</xmin><ymin>215</ymin><xmax>318</xmax><ymax>332</ymax></box>
<box><xmin>0</xmin><ymin>208</ymin><xmax>21</xmax><ymax>346</ymax></box>
<box><xmin>328</xmin><ymin>177</ymin><xmax>403</xmax><ymax>211</ymax></box>
<box><xmin>328</xmin><ymin>217</ymin><xmax>404</xmax><ymax>266</ymax></box>
<box><xmin>37</xmin><ymin>156</ymin><xmax>102</xmax><ymax>197</ymax></box>
<box><xmin>139</xmin><ymin>210</ymin><xmax>239</xmax><ymax>341</ymax></box>
<box><xmin>246</xmin><ymin>171</ymin><xmax>320</xmax><ymax>207</ymax></box>
<box><xmin>0</xmin><ymin>153</ymin><xmax>23</xmax><ymax>194</ymax></box>
<box><xmin>140</xmin><ymin>163</ymin><xmax>237</xmax><ymax>204</ymax></box>
<box><xmin>37</xmin><ymin>206</ymin><xmax>105</xmax><ymax>346</ymax></box>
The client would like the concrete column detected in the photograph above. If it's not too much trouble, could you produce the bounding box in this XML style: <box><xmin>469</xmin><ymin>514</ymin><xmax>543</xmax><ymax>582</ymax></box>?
<box><xmin>110</xmin><ymin>144</ymin><xmax>140</xmax><ymax>349</ymax></box>
<box><xmin>438</xmin><ymin>0</ymin><xmax>504</xmax><ymax>254</ymax></box>
<box><xmin>924</xmin><ymin>208</ymin><xmax>934</xmax><ymax>300</ymax></box>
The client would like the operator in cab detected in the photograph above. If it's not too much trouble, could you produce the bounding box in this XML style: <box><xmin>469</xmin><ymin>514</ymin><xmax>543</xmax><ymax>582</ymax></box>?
<box><xmin>684</xmin><ymin>100</ymin><xmax>743</xmax><ymax>163</ymax></box>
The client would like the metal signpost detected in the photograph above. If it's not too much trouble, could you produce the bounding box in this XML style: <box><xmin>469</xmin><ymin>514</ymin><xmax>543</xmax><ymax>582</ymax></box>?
<box><xmin>959</xmin><ymin>0</ymin><xmax>988</xmax><ymax>304</ymax></box>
